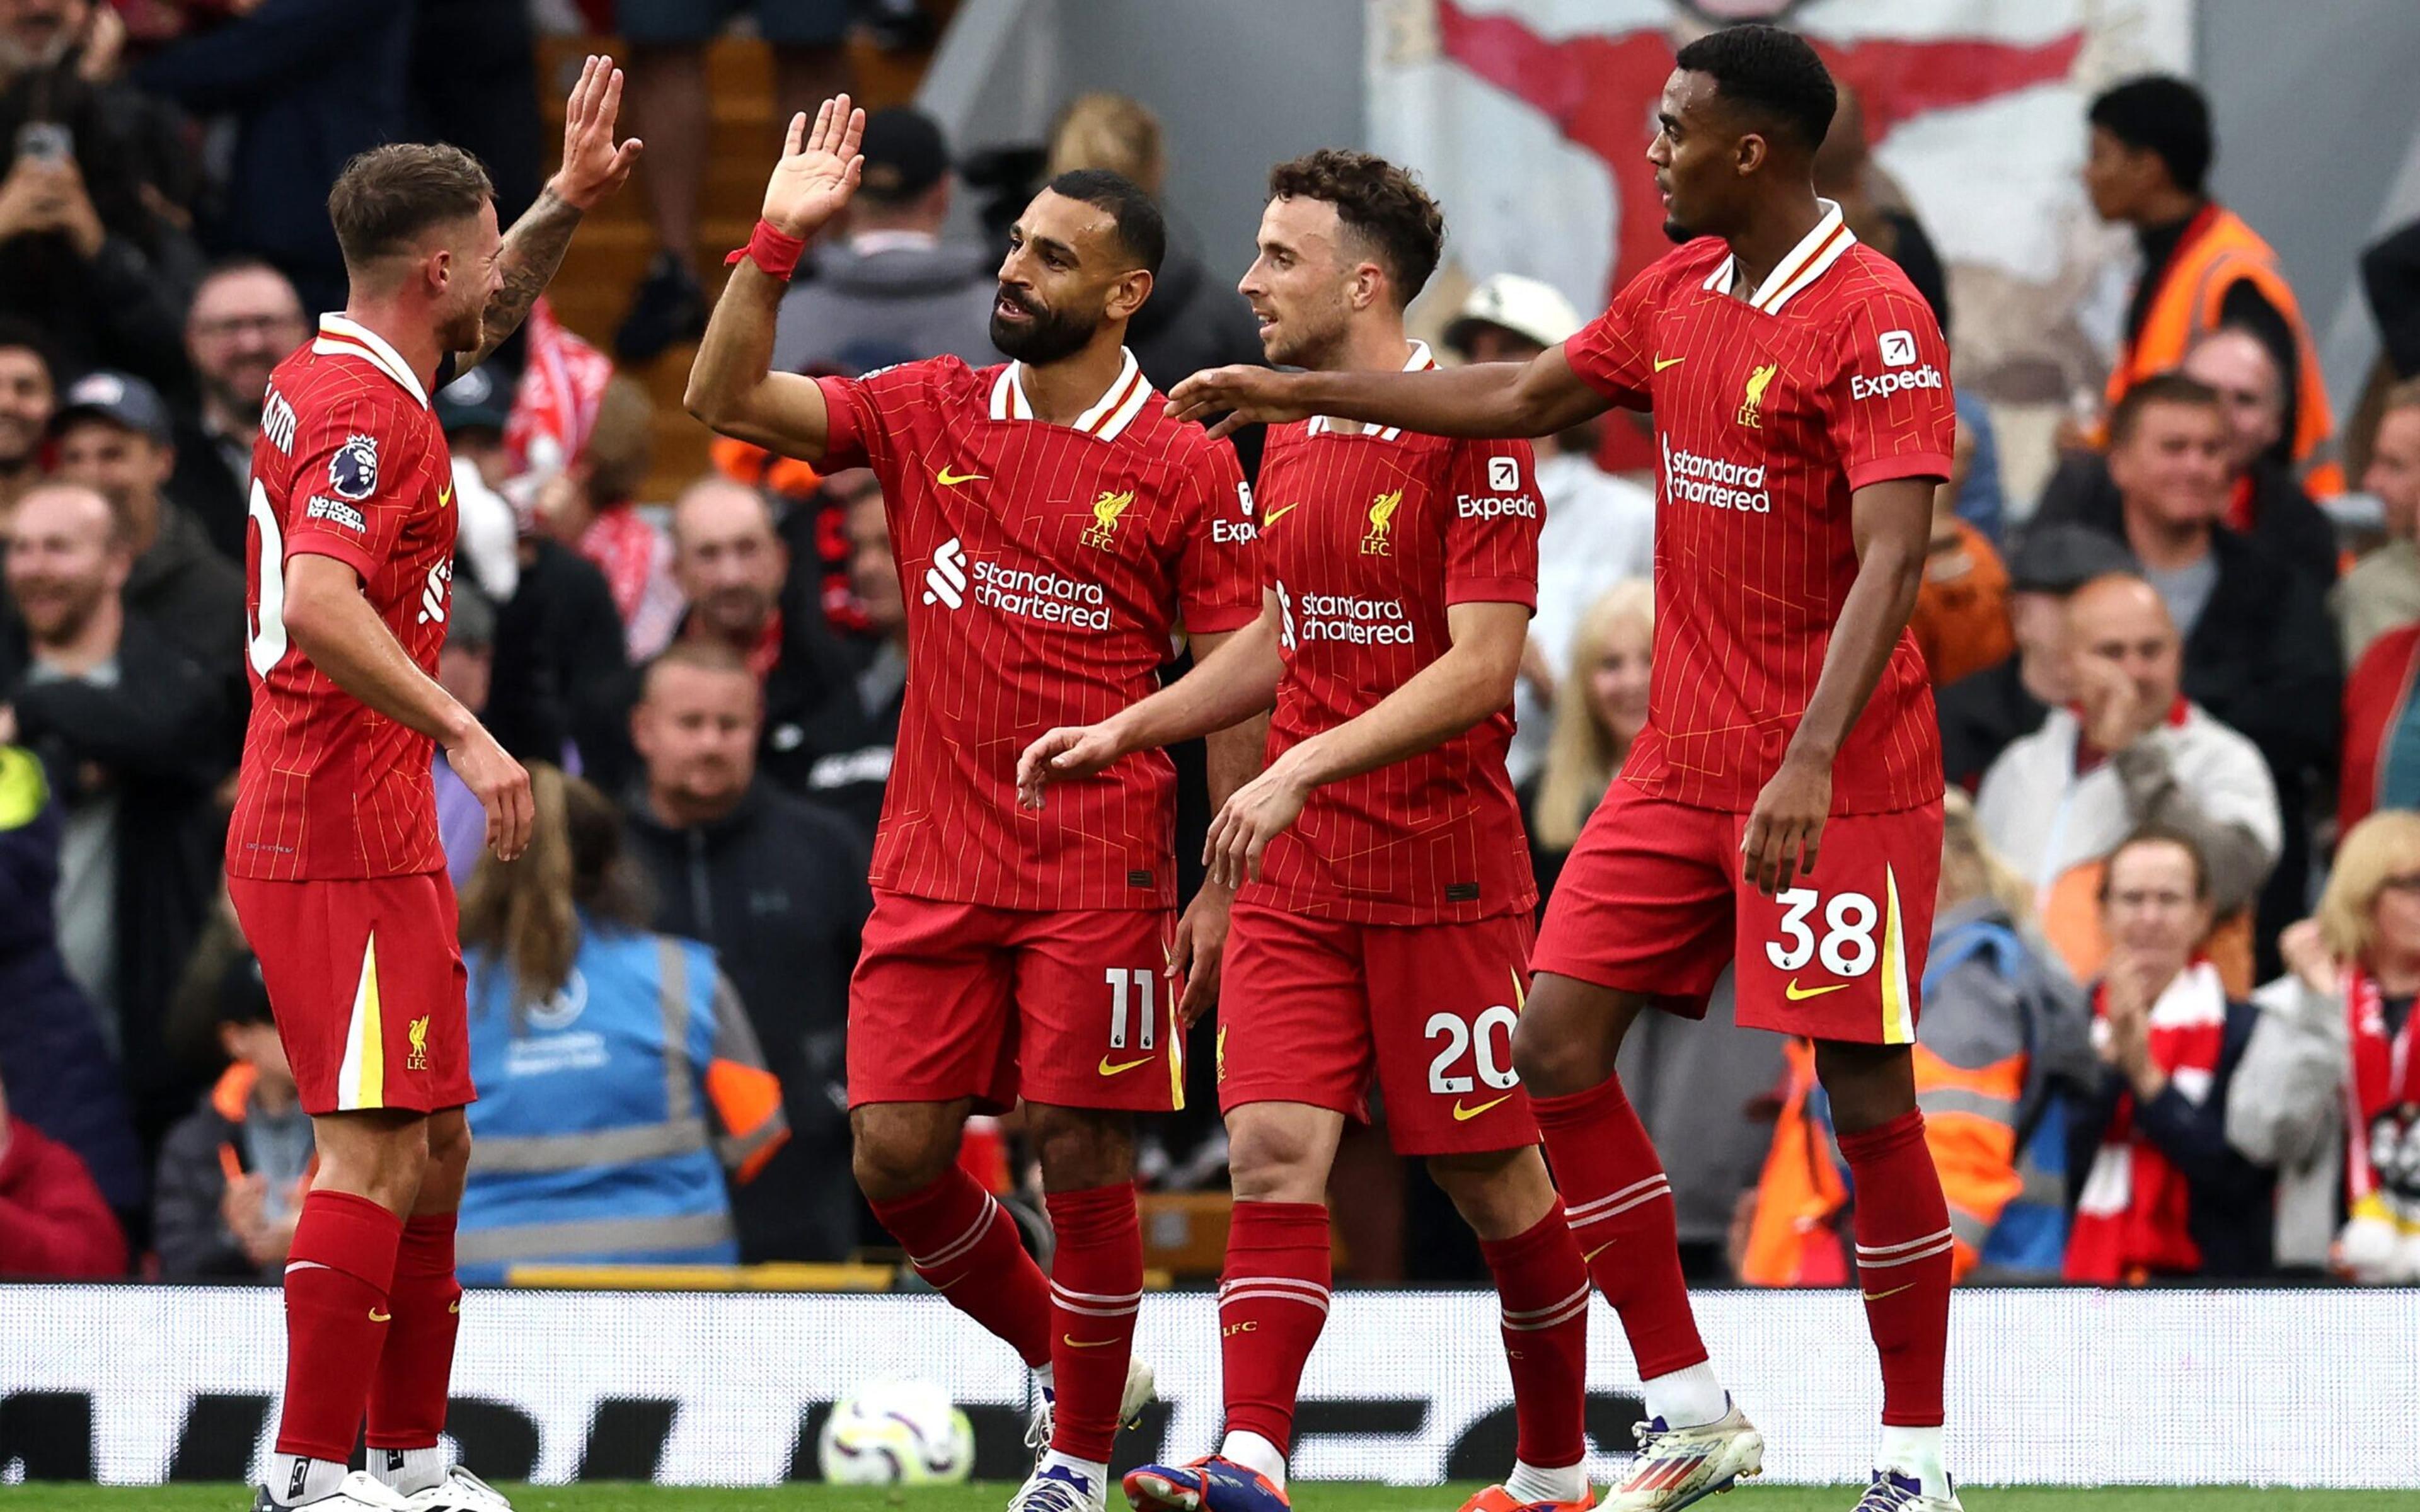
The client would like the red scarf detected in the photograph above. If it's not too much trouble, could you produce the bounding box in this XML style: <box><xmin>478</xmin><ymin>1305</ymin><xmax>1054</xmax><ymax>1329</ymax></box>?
<box><xmin>2065</xmin><ymin>961</ymin><xmax>2228</xmax><ymax>1283</ymax></box>
<box><xmin>2344</xmin><ymin>968</ymin><xmax>2420</xmax><ymax>1207</ymax></box>
<box><xmin>504</xmin><ymin>299</ymin><xmax>614</xmax><ymax>475</ymax></box>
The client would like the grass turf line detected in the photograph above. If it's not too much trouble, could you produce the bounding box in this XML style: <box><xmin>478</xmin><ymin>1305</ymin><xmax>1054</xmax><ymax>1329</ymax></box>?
<box><xmin>16</xmin><ymin>1486</ymin><xmax>2415</xmax><ymax>1511</ymax></box>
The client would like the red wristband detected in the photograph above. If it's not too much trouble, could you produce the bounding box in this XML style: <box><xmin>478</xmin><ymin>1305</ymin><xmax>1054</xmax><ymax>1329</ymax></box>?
<box><xmin>726</xmin><ymin>220</ymin><xmax>807</xmax><ymax>279</ymax></box>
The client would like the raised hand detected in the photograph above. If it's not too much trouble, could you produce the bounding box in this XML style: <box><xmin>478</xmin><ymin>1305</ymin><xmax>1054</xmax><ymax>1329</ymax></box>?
<box><xmin>553</xmin><ymin>54</ymin><xmax>644</xmax><ymax>211</ymax></box>
<box><xmin>764</xmin><ymin>95</ymin><xmax>866</xmax><ymax>239</ymax></box>
<box><xmin>1167</xmin><ymin>365</ymin><xmax>1318</xmax><ymax>440</ymax></box>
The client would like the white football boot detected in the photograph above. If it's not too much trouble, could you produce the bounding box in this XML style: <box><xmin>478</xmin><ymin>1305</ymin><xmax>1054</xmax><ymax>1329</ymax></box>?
<box><xmin>1603</xmin><ymin>1396</ymin><xmax>1765</xmax><ymax>1510</ymax></box>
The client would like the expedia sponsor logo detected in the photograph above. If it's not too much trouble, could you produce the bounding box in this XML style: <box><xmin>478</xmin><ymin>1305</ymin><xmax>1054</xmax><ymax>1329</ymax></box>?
<box><xmin>1849</xmin><ymin>365</ymin><xmax>1945</xmax><ymax>402</ymax></box>
<box><xmin>972</xmin><ymin>559</ymin><xmax>1112</xmax><ymax>629</ymax></box>
<box><xmin>1456</xmin><ymin>493</ymin><xmax>1539</xmax><ymax>521</ymax></box>
<box><xmin>1282</xmin><ymin>580</ymin><xmax>1415</xmax><ymax>646</ymax></box>
<box><xmin>304</xmin><ymin>494</ymin><xmax>366</xmax><ymax>532</ymax></box>
<box><xmin>1213</xmin><ymin>518</ymin><xmax>1257</xmax><ymax>544</ymax></box>
<box><xmin>1661</xmin><ymin>436</ymin><xmax>1772</xmax><ymax>514</ymax></box>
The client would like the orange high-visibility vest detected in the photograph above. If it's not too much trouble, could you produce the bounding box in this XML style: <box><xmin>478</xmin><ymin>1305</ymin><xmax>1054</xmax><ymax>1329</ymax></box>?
<box><xmin>2104</xmin><ymin>203</ymin><xmax>2344</xmax><ymax>496</ymax></box>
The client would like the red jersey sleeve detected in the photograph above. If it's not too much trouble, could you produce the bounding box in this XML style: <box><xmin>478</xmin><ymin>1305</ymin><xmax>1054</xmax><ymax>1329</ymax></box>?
<box><xmin>1174</xmin><ymin>437</ymin><xmax>1262</xmax><ymax>634</ymax></box>
<box><xmin>282</xmin><ymin>393</ymin><xmax>423</xmax><ymax>581</ymax></box>
<box><xmin>1818</xmin><ymin>286</ymin><xmax>1956</xmax><ymax>491</ymax></box>
<box><xmin>1441</xmin><ymin>437</ymin><xmax>1542</xmax><ymax>611</ymax></box>
<box><xmin>1562</xmin><ymin>265</ymin><xmax>1662</xmax><ymax>411</ymax></box>
<box><xmin>814</xmin><ymin>359</ymin><xmax>948</xmax><ymax>472</ymax></box>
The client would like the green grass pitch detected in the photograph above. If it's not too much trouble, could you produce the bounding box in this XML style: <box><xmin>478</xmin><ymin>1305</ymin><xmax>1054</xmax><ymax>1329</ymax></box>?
<box><xmin>15</xmin><ymin>1485</ymin><xmax>2413</xmax><ymax>1511</ymax></box>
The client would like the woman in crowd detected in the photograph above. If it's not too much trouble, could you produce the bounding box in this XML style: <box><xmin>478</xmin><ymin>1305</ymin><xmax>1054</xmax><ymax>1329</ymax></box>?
<box><xmin>2064</xmin><ymin>829</ymin><xmax>2275</xmax><ymax>1282</ymax></box>
<box><xmin>455</xmin><ymin>767</ymin><xmax>788</xmax><ymax>1283</ymax></box>
<box><xmin>1522</xmin><ymin>578</ymin><xmax>1651</xmax><ymax>903</ymax></box>
<box><xmin>2230</xmin><ymin>810</ymin><xmax>2420</xmax><ymax>1280</ymax></box>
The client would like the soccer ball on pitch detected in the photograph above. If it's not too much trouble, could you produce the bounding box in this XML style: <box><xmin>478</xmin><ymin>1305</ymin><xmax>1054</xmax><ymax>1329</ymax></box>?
<box><xmin>817</xmin><ymin>1377</ymin><xmax>977</xmax><ymax>1484</ymax></box>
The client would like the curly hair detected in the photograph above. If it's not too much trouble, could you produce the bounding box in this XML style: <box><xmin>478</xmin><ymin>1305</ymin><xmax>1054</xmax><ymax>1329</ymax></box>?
<box><xmin>1265</xmin><ymin>149</ymin><xmax>1444</xmax><ymax>306</ymax></box>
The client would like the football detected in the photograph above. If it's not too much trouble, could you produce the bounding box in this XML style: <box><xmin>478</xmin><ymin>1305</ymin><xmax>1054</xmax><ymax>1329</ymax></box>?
<box><xmin>816</xmin><ymin>1377</ymin><xmax>977</xmax><ymax>1484</ymax></box>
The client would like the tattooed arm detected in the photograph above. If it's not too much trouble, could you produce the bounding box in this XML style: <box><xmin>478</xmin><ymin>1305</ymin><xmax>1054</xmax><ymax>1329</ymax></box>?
<box><xmin>456</xmin><ymin>53</ymin><xmax>642</xmax><ymax>369</ymax></box>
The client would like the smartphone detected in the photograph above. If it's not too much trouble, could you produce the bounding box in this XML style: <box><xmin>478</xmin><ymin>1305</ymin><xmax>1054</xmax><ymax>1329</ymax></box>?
<box><xmin>16</xmin><ymin>122</ymin><xmax>72</xmax><ymax>165</ymax></box>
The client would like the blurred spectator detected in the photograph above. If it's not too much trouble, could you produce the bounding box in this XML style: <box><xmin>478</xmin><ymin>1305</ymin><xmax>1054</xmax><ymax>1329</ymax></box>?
<box><xmin>1520</xmin><ymin>579</ymin><xmax>1651</xmax><ymax>904</ymax></box>
<box><xmin>170</xmin><ymin>258</ymin><xmax>308</xmax><ymax>563</ymax></box>
<box><xmin>2232</xmin><ymin>811</ymin><xmax>2420</xmax><ymax>1281</ymax></box>
<box><xmin>1910</xmin><ymin>419</ymin><xmax>2012</xmax><ymax>687</ymax></box>
<box><xmin>2083</xmin><ymin>74</ymin><xmax>2340</xmax><ymax>495</ymax></box>
<box><xmin>2334</xmin><ymin>379</ymin><xmax>2420</xmax><ymax>665</ymax></box>
<box><xmin>531</xmin><ymin>374</ymin><xmax>681</xmax><ymax>662</ymax></box>
<box><xmin>0</xmin><ymin>0</ymin><xmax>202</xmax><ymax>391</ymax></box>
<box><xmin>456</xmin><ymin>766</ymin><xmax>789</xmax><ymax>1281</ymax></box>
<box><xmin>0</xmin><ymin>738</ymin><xmax>142</xmax><ymax>1229</ymax></box>
<box><xmin>2065</xmin><ymin>829</ymin><xmax>2274</xmax><ymax>1283</ymax></box>
<box><xmin>50</xmin><ymin>369</ymin><xmax>245</xmax><ymax>673</ymax></box>
<box><xmin>771</xmin><ymin>105</ymin><xmax>996</xmax><ymax>375</ymax></box>
<box><xmin>793</xmin><ymin>469</ymin><xmax>899</xmax><ymax>838</ymax></box>
<box><xmin>1975</xmin><ymin>574</ymin><xmax>2279</xmax><ymax>993</ymax></box>
<box><xmin>0</xmin><ymin>1057</ymin><xmax>124</xmax><ymax>1276</ymax></box>
<box><xmin>3</xmin><ymin>481</ymin><xmax>228</xmax><ymax>1143</ymax></box>
<box><xmin>1616</xmin><ymin>973</ymin><xmax>1781</xmax><ymax>1283</ymax></box>
<box><xmin>133</xmin><ymin>0</ymin><xmax>411</xmax><ymax>317</ymax></box>
<box><xmin>2034</xmin><ymin>330</ymin><xmax>2336</xmax><ymax>587</ymax></box>
<box><xmin>616</xmin><ymin>1</ymin><xmax>851</xmax><ymax>364</ymax></box>
<box><xmin>430</xmin><ymin>364</ymin><xmax>523</xmax><ymax>604</ymax></box>
<box><xmin>624</xmin><ymin>643</ymin><xmax>869</xmax><ymax>1261</ymax></box>
<box><xmin>2361</xmin><ymin>216</ymin><xmax>2420</xmax><ymax>381</ymax></box>
<box><xmin>1741</xmin><ymin>793</ymin><xmax>2089</xmax><ymax>1286</ymax></box>
<box><xmin>153</xmin><ymin>952</ymin><xmax>311</xmax><ymax>1280</ymax></box>
<box><xmin>1935</xmin><ymin>524</ymin><xmax>2133</xmax><ymax>791</ymax></box>
<box><xmin>1443</xmin><ymin>274</ymin><xmax>1652</xmax><ymax>786</ymax></box>
<box><xmin>0</xmin><ymin>316</ymin><xmax>52</xmax><ymax>521</ymax></box>
<box><xmin>407</xmin><ymin>0</ymin><xmax>540</xmax><ymax>226</ymax></box>
<box><xmin>432</xmin><ymin>573</ymin><xmax>497</xmax><ymax>889</ymax></box>
<box><xmin>668</xmin><ymin>473</ymin><xmax>857</xmax><ymax>796</ymax></box>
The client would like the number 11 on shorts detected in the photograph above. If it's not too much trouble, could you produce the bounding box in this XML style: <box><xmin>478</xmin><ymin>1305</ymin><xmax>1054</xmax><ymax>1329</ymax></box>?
<box><xmin>1105</xmin><ymin>967</ymin><xmax>1156</xmax><ymax>1051</ymax></box>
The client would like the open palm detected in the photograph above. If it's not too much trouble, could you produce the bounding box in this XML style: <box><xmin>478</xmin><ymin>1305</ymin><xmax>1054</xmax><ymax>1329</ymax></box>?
<box><xmin>765</xmin><ymin>94</ymin><xmax>865</xmax><ymax>238</ymax></box>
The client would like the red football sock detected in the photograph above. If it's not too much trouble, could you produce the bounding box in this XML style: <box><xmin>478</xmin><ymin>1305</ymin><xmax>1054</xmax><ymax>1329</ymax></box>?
<box><xmin>870</xmin><ymin>1167</ymin><xmax>1052</xmax><ymax>1368</ymax></box>
<box><xmin>1838</xmin><ymin>1110</ymin><xmax>1952</xmax><ymax>1427</ymax></box>
<box><xmin>1479</xmin><ymin>1202</ymin><xmax>1590</xmax><ymax>1471</ymax></box>
<box><xmin>275</xmin><ymin>1189</ymin><xmax>403</xmax><ymax>1463</ymax></box>
<box><xmin>1218</xmin><ymin>1200</ymin><xmax>1332</xmax><ymax>1457</ymax></box>
<box><xmin>366</xmin><ymin>1212</ymin><xmax>461</xmax><ymax>1454</ymax></box>
<box><xmin>1044</xmin><ymin>1183</ymin><xmax>1143</xmax><ymax>1463</ymax></box>
<box><xmin>1532</xmin><ymin>1073</ymin><xmax>1710</xmax><ymax>1380</ymax></box>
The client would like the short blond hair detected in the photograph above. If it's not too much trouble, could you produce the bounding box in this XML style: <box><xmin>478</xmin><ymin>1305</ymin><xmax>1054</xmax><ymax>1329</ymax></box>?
<box><xmin>1049</xmin><ymin>93</ymin><xmax>1165</xmax><ymax>197</ymax></box>
<box><xmin>1531</xmin><ymin>580</ymin><xmax>1654</xmax><ymax>852</ymax></box>
<box><xmin>2317</xmin><ymin>810</ymin><xmax>2420</xmax><ymax>962</ymax></box>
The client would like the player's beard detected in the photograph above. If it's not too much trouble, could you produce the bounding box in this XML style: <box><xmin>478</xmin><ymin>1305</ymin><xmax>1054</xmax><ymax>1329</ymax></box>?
<box><xmin>1662</xmin><ymin>214</ymin><xmax>1696</xmax><ymax>244</ymax></box>
<box><xmin>438</xmin><ymin>299</ymin><xmax>485</xmax><ymax>360</ymax></box>
<box><xmin>990</xmin><ymin>287</ymin><xmax>1098</xmax><ymax>366</ymax></box>
<box><xmin>1261</xmin><ymin>293</ymin><xmax>1352</xmax><ymax>371</ymax></box>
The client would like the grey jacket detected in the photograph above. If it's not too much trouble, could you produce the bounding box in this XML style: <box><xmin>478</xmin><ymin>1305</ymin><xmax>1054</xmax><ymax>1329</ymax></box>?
<box><xmin>771</xmin><ymin>237</ymin><xmax>998</xmax><ymax>375</ymax></box>
<box><xmin>2228</xmin><ymin>972</ymin><xmax>2349</xmax><ymax>1271</ymax></box>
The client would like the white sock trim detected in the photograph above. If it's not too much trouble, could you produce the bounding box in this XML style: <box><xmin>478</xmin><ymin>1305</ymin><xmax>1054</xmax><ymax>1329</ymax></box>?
<box><xmin>1504</xmin><ymin>1457</ymin><xmax>1588</xmax><ymax>1504</ymax></box>
<box><xmin>1641</xmin><ymin>1363</ymin><xmax>1727</xmax><ymax>1429</ymax></box>
<box><xmin>1218</xmin><ymin>1429</ymin><xmax>1288</xmax><ymax>1489</ymax></box>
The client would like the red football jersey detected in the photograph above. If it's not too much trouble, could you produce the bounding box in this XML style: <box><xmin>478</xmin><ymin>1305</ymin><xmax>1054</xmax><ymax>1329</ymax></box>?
<box><xmin>228</xmin><ymin>315</ymin><xmax>456</xmax><ymax>881</ymax></box>
<box><xmin>816</xmin><ymin>349</ymin><xmax>1259</xmax><ymax>910</ymax></box>
<box><xmin>1565</xmin><ymin>202</ymin><xmax>1952</xmax><ymax>815</ymax></box>
<box><xmin>1243</xmin><ymin>344</ymin><xmax>1543</xmax><ymax>925</ymax></box>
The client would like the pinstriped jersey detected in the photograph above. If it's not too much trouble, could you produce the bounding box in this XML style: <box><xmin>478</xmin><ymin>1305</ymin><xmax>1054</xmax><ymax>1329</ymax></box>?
<box><xmin>228</xmin><ymin>314</ymin><xmax>454</xmax><ymax>881</ymax></box>
<box><xmin>1565</xmin><ymin>200</ymin><xmax>1952</xmax><ymax>815</ymax></box>
<box><xmin>815</xmin><ymin>348</ymin><xmax>1260</xmax><ymax>910</ymax></box>
<box><xmin>1242</xmin><ymin>344</ymin><xmax>1543</xmax><ymax>925</ymax></box>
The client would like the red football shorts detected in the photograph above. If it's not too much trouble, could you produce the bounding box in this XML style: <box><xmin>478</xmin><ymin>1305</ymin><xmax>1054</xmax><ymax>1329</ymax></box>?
<box><xmin>228</xmin><ymin>871</ymin><xmax>473</xmax><ymax>1116</ymax></box>
<box><xmin>1218</xmin><ymin>901</ymin><xmax>1539</xmax><ymax>1155</ymax></box>
<box><xmin>1533</xmin><ymin>780</ymin><xmax>1944</xmax><ymax>1045</ymax></box>
<box><xmin>848</xmin><ymin>890</ymin><xmax>1182</xmax><ymax>1114</ymax></box>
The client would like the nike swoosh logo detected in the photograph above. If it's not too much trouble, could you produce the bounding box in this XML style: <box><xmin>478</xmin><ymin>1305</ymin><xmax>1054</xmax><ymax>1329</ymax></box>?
<box><xmin>1785</xmin><ymin>978</ymin><xmax>1849</xmax><ymax>1000</ymax></box>
<box><xmin>1062</xmin><ymin>1335</ymin><xmax>1122</xmax><ymax>1349</ymax></box>
<box><xmin>936</xmin><ymin>466</ymin><xmax>987</xmax><ymax>486</ymax></box>
<box><xmin>1582</xmin><ymin>1240</ymin><xmax>1615</xmax><ymax>1263</ymax></box>
<box><xmin>1453</xmin><ymin>1094</ymin><xmax>1513</xmax><ymax>1121</ymax></box>
<box><xmin>437</xmin><ymin>483</ymin><xmax>453</xmax><ymax>508</ymax></box>
<box><xmin>1098</xmin><ymin>1054</ymin><xmax>1154</xmax><ymax>1075</ymax></box>
<box><xmin>1862</xmin><ymin>1283</ymin><xmax>1915</xmax><ymax>1302</ymax></box>
<box><xmin>1260</xmin><ymin>501</ymin><xmax>1301</xmax><ymax>527</ymax></box>
<box><xmin>368</xmin><ymin>1309</ymin><xmax>393</xmax><ymax>1322</ymax></box>
<box><xmin>1654</xmin><ymin>355</ymin><xmax>1685</xmax><ymax>371</ymax></box>
<box><xmin>447</xmin><ymin>1298</ymin><xmax>461</xmax><ymax>1315</ymax></box>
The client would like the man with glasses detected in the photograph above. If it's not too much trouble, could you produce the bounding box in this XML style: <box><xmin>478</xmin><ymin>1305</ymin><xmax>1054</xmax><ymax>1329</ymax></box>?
<box><xmin>172</xmin><ymin>258</ymin><xmax>312</xmax><ymax>561</ymax></box>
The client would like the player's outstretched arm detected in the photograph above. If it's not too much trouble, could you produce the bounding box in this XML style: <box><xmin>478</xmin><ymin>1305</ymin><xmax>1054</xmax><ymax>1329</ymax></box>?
<box><xmin>1167</xmin><ymin>345</ymin><xmax>1607</xmax><ymax>444</ymax></box>
<box><xmin>1204</xmin><ymin>599</ymin><xmax>1527</xmax><ymax>887</ymax></box>
<box><xmin>282</xmin><ymin>554</ymin><xmax>533</xmax><ymax>860</ymax></box>
<box><xmin>458</xmin><ymin>54</ymin><xmax>644</xmax><ymax>370</ymax></box>
<box><xmin>1016</xmin><ymin>597</ymin><xmax>1284</xmax><ymax>809</ymax></box>
<box><xmin>1739</xmin><ymin>475</ymin><xmax>1934</xmax><ymax>898</ymax></box>
<box><xmin>685</xmin><ymin>97</ymin><xmax>865</xmax><ymax>461</ymax></box>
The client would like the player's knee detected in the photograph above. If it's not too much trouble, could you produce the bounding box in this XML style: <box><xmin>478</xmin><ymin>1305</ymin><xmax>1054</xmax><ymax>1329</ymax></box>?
<box><xmin>1027</xmin><ymin>1105</ymin><xmax>1133</xmax><ymax>1191</ymax></box>
<box><xmin>1225</xmin><ymin>1113</ymin><xmax>1327</xmax><ymax>1202</ymax></box>
<box><xmin>424</xmin><ymin>1111</ymin><xmax>471</xmax><ymax>1178</ymax></box>
<box><xmin>1426</xmin><ymin>1148</ymin><xmax>1550</xmax><ymax>1240</ymax></box>
<box><xmin>850</xmin><ymin>1111</ymin><xmax>958</xmax><ymax>1202</ymax></box>
<box><xmin>1511</xmin><ymin>1012</ymin><xmax>1594</xmax><ymax>1097</ymax></box>
<box><xmin>1812</xmin><ymin>1040</ymin><xmax>1916</xmax><ymax>1135</ymax></box>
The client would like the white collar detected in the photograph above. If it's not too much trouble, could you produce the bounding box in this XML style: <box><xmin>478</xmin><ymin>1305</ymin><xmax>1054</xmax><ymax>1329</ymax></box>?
<box><xmin>1698</xmin><ymin>198</ymin><xmax>1858</xmax><ymax>317</ymax></box>
<box><xmin>1307</xmin><ymin>340</ymin><xmax>1437</xmax><ymax>440</ymax></box>
<box><xmin>312</xmin><ymin>314</ymin><xmax>430</xmax><ymax>407</ymax></box>
<box><xmin>989</xmin><ymin>346</ymin><xmax>1150</xmax><ymax>442</ymax></box>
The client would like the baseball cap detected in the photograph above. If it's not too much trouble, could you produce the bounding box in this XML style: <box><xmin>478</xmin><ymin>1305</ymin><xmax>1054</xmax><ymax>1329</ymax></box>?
<box><xmin>53</xmin><ymin>370</ymin><xmax>171</xmax><ymax>446</ymax></box>
<box><xmin>1444</xmin><ymin>274</ymin><xmax>1584</xmax><ymax>358</ymax></box>
<box><xmin>857</xmin><ymin>106</ymin><xmax>951</xmax><ymax>202</ymax></box>
<box><xmin>435</xmin><ymin>365</ymin><xmax>512</xmax><ymax>436</ymax></box>
<box><xmin>2005</xmin><ymin>524</ymin><xmax>2137</xmax><ymax>595</ymax></box>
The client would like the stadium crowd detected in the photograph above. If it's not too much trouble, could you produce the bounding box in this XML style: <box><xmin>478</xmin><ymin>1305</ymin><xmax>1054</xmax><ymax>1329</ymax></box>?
<box><xmin>1</xmin><ymin>3</ymin><xmax>2416</xmax><ymax>1301</ymax></box>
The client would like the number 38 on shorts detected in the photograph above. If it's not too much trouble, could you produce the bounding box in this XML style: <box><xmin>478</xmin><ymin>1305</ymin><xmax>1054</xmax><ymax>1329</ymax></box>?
<box><xmin>1742</xmin><ymin>868</ymin><xmax>1927</xmax><ymax>1046</ymax></box>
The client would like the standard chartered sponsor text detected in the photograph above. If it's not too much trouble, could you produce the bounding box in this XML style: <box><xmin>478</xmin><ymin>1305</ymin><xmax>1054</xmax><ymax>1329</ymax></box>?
<box><xmin>1297</xmin><ymin>591</ymin><xmax>1414</xmax><ymax>645</ymax></box>
<box><xmin>1662</xmin><ymin>435</ymin><xmax>1772</xmax><ymax>513</ymax></box>
<box><xmin>972</xmin><ymin>559</ymin><xmax>1113</xmax><ymax>629</ymax></box>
